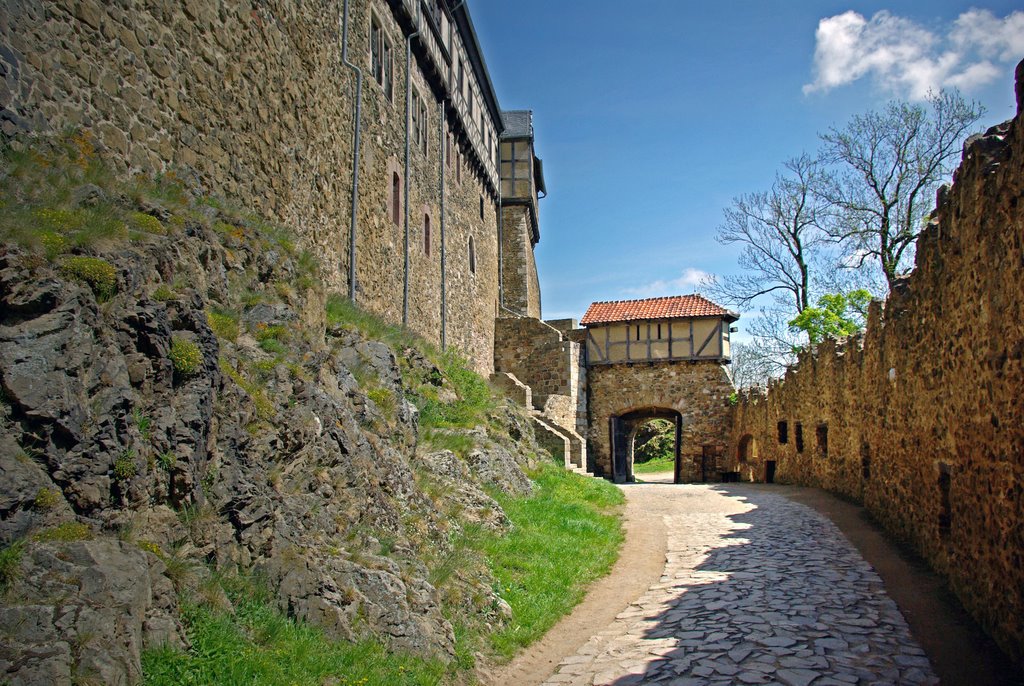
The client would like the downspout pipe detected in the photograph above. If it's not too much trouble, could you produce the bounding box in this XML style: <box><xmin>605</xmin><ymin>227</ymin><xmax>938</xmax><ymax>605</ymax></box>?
<box><xmin>439</xmin><ymin>101</ymin><xmax>447</xmax><ymax>350</ymax></box>
<box><xmin>403</xmin><ymin>2</ymin><xmax>421</xmax><ymax>328</ymax></box>
<box><xmin>340</xmin><ymin>0</ymin><xmax>363</xmax><ymax>302</ymax></box>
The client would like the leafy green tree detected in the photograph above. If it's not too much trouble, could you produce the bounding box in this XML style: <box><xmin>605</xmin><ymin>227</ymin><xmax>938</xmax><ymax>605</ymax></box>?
<box><xmin>788</xmin><ymin>289</ymin><xmax>872</xmax><ymax>345</ymax></box>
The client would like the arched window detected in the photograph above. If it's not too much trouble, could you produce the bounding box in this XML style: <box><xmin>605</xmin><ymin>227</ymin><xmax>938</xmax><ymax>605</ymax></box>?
<box><xmin>391</xmin><ymin>172</ymin><xmax>401</xmax><ymax>226</ymax></box>
<box><xmin>468</xmin><ymin>236</ymin><xmax>476</xmax><ymax>274</ymax></box>
<box><xmin>423</xmin><ymin>214</ymin><xmax>431</xmax><ymax>256</ymax></box>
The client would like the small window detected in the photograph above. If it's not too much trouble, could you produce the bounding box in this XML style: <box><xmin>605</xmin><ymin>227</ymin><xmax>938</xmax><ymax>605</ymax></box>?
<box><xmin>370</xmin><ymin>15</ymin><xmax>393</xmax><ymax>101</ymax></box>
<box><xmin>777</xmin><ymin>421</ymin><xmax>788</xmax><ymax>445</ymax></box>
<box><xmin>391</xmin><ymin>172</ymin><xmax>401</xmax><ymax>226</ymax></box>
<box><xmin>457</xmin><ymin>59</ymin><xmax>465</xmax><ymax>96</ymax></box>
<box><xmin>938</xmin><ymin>463</ymin><xmax>952</xmax><ymax>539</ymax></box>
<box><xmin>816</xmin><ymin>423</ymin><xmax>828</xmax><ymax>458</ymax></box>
<box><xmin>635</xmin><ymin>325</ymin><xmax>641</xmax><ymax>341</ymax></box>
<box><xmin>479</xmin><ymin>195</ymin><xmax>484</xmax><ymax>220</ymax></box>
<box><xmin>657</xmin><ymin>323</ymin><xmax>662</xmax><ymax>340</ymax></box>
<box><xmin>423</xmin><ymin>214</ymin><xmax>431</xmax><ymax>256</ymax></box>
<box><xmin>411</xmin><ymin>89</ymin><xmax>428</xmax><ymax>155</ymax></box>
<box><xmin>456</xmin><ymin>149</ymin><xmax>461</xmax><ymax>183</ymax></box>
<box><xmin>468</xmin><ymin>236</ymin><xmax>476</xmax><ymax>274</ymax></box>
<box><xmin>861</xmin><ymin>441</ymin><xmax>871</xmax><ymax>480</ymax></box>
<box><xmin>446</xmin><ymin>132</ymin><xmax>452</xmax><ymax>168</ymax></box>
<box><xmin>794</xmin><ymin>423</ymin><xmax>804</xmax><ymax>453</ymax></box>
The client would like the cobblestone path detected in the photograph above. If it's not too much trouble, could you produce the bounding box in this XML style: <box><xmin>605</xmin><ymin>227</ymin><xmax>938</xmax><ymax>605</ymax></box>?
<box><xmin>541</xmin><ymin>484</ymin><xmax>937</xmax><ymax>686</ymax></box>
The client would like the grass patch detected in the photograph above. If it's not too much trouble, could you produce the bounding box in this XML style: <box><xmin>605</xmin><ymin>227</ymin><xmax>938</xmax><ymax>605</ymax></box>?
<box><xmin>32</xmin><ymin>521</ymin><xmax>94</xmax><ymax>543</ymax></box>
<box><xmin>142</xmin><ymin>574</ymin><xmax>446</xmax><ymax>686</ymax></box>
<box><xmin>633</xmin><ymin>456</ymin><xmax>676</xmax><ymax>474</ymax></box>
<box><xmin>219</xmin><ymin>357</ymin><xmax>275</xmax><ymax>420</ymax></box>
<box><xmin>0</xmin><ymin>539</ymin><xmax>25</xmax><ymax>593</ymax></box>
<box><xmin>420</xmin><ymin>429</ymin><xmax>476</xmax><ymax>457</ymax></box>
<box><xmin>482</xmin><ymin>461</ymin><xmax>623</xmax><ymax>659</ymax></box>
<box><xmin>207</xmin><ymin>309</ymin><xmax>240</xmax><ymax>342</ymax></box>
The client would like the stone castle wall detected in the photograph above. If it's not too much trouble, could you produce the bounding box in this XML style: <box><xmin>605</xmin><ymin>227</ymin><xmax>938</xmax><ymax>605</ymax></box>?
<box><xmin>730</xmin><ymin>65</ymin><xmax>1024</xmax><ymax>663</ymax></box>
<box><xmin>588</xmin><ymin>361</ymin><xmax>734</xmax><ymax>480</ymax></box>
<box><xmin>0</xmin><ymin>0</ymin><xmax>506</xmax><ymax>372</ymax></box>
<box><xmin>493</xmin><ymin>317</ymin><xmax>577</xmax><ymax>429</ymax></box>
<box><xmin>499</xmin><ymin>204</ymin><xmax>540</xmax><ymax>318</ymax></box>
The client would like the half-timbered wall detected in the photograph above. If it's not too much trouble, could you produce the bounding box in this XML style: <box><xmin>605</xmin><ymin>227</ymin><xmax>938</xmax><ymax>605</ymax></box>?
<box><xmin>584</xmin><ymin>317</ymin><xmax>730</xmax><ymax>365</ymax></box>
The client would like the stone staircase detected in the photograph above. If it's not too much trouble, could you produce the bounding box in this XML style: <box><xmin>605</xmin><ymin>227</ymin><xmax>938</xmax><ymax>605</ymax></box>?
<box><xmin>492</xmin><ymin>371</ymin><xmax>590</xmax><ymax>475</ymax></box>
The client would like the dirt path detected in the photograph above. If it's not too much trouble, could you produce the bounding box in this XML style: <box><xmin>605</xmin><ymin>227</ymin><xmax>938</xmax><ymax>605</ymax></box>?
<box><xmin>482</xmin><ymin>473</ymin><xmax>676</xmax><ymax>686</ymax></box>
<box><xmin>483</xmin><ymin>478</ymin><xmax>1023</xmax><ymax>686</ymax></box>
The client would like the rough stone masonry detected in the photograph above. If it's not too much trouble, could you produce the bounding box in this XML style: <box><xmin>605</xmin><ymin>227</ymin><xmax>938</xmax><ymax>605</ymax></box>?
<box><xmin>729</xmin><ymin>60</ymin><xmax>1024</xmax><ymax>665</ymax></box>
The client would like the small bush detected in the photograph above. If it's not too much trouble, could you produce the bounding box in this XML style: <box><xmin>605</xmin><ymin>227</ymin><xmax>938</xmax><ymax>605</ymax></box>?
<box><xmin>33</xmin><ymin>487</ymin><xmax>60</xmax><ymax>510</ymax></box>
<box><xmin>207</xmin><ymin>309</ymin><xmax>240</xmax><ymax>342</ymax></box>
<box><xmin>128</xmin><ymin>211</ymin><xmax>165</xmax><ymax>235</ymax></box>
<box><xmin>32</xmin><ymin>521</ymin><xmax>93</xmax><ymax>542</ymax></box>
<box><xmin>60</xmin><ymin>255</ymin><xmax>117</xmax><ymax>300</ymax></box>
<box><xmin>170</xmin><ymin>338</ymin><xmax>203</xmax><ymax>376</ymax></box>
<box><xmin>152</xmin><ymin>285</ymin><xmax>175</xmax><ymax>301</ymax></box>
<box><xmin>113</xmin><ymin>450</ymin><xmax>138</xmax><ymax>481</ymax></box>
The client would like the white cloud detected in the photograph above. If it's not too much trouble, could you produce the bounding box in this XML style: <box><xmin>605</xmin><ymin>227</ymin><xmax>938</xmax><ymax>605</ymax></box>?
<box><xmin>623</xmin><ymin>268</ymin><xmax>710</xmax><ymax>298</ymax></box>
<box><xmin>804</xmin><ymin>9</ymin><xmax>1024</xmax><ymax>99</ymax></box>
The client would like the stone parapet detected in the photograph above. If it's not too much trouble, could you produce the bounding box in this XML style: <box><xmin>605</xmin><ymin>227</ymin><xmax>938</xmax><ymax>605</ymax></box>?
<box><xmin>730</xmin><ymin>64</ymin><xmax>1024</xmax><ymax>663</ymax></box>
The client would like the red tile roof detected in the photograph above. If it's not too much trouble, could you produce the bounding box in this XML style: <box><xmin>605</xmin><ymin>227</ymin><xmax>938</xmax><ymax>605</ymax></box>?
<box><xmin>580</xmin><ymin>294</ymin><xmax>737</xmax><ymax>326</ymax></box>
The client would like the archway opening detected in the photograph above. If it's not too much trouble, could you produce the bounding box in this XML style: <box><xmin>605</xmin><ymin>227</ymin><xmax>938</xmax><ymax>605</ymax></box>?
<box><xmin>632</xmin><ymin>418</ymin><xmax>677</xmax><ymax>481</ymax></box>
<box><xmin>609</xmin><ymin>407</ymin><xmax>682</xmax><ymax>484</ymax></box>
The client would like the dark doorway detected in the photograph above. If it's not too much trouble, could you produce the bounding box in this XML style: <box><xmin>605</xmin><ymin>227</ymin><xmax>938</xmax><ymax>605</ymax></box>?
<box><xmin>766</xmin><ymin>460</ymin><xmax>777</xmax><ymax>483</ymax></box>
<box><xmin>609</xmin><ymin>407</ymin><xmax>683</xmax><ymax>484</ymax></box>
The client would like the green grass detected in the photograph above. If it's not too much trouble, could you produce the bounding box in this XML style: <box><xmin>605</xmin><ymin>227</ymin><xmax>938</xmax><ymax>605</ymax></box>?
<box><xmin>142</xmin><ymin>575</ymin><xmax>447</xmax><ymax>686</ymax></box>
<box><xmin>482</xmin><ymin>461</ymin><xmax>623</xmax><ymax>659</ymax></box>
<box><xmin>633</xmin><ymin>456</ymin><xmax>676</xmax><ymax>474</ymax></box>
<box><xmin>326</xmin><ymin>295</ymin><xmax>495</xmax><ymax>430</ymax></box>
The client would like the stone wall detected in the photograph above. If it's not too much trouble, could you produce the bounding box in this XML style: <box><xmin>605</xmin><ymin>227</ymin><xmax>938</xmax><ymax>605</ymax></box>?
<box><xmin>493</xmin><ymin>317</ymin><xmax>577</xmax><ymax>427</ymax></box>
<box><xmin>499</xmin><ymin>204</ymin><xmax>541</xmax><ymax>318</ymax></box>
<box><xmin>587</xmin><ymin>361</ymin><xmax>734</xmax><ymax>480</ymax></box>
<box><xmin>730</xmin><ymin>64</ymin><xmax>1024</xmax><ymax>663</ymax></box>
<box><xmin>0</xmin><ymin>0</ymin><xmax>508</xmax><ymax>373</ymax></box>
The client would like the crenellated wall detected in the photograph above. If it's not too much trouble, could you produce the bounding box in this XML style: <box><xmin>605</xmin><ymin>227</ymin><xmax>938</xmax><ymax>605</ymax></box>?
<box><xmin>730</xmin><ymin>62</ymin><xmax>1024</xmax><ymax>664</ymax></box>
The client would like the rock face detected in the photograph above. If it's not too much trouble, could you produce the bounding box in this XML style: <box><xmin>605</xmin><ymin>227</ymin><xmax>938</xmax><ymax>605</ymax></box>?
<box><xmin>0</xmin><ymin>191</ymin><xmax>540</xmax><ymax>683</ymax></box>
<box><xmin>729</xmin><ymin>64</ymin><xmax>1024</xmax><ymax>664</ymax></box>
<box><xmin>0</xmin><ymin>540</ymin><xmax>182</xmax><ymax>686</ymax></box>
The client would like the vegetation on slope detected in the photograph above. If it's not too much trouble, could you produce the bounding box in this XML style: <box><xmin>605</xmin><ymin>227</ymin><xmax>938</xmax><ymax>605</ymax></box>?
<box><xmin>0</xmin><ymin>132</ymin><xmax>625</xmax><ymax>684</ymax></box>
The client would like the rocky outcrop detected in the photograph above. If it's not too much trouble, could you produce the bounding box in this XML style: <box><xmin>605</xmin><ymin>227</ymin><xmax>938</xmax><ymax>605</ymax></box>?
<box><xmin>0</xmin><ymin>163</ymin><xmax>542</xmax><ymax>683</ymax></box>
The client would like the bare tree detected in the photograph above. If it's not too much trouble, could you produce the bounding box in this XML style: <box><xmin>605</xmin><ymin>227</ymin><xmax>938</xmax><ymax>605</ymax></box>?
<box><xmin>706</xmin><ymin>154</ymin><xmax>830</xmax><ymax>315</ymax></box>
<box><xmin>819</xmin><ymin>90</ymin><xmax>983</xmax><ymax>291</ymax></box>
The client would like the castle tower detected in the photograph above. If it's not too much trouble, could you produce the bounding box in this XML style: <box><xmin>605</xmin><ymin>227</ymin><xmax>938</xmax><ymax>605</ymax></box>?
<box><xmin>499</xmin><ymin>110</ymin><xmax>546</xmax><ymax>318</ymax></box>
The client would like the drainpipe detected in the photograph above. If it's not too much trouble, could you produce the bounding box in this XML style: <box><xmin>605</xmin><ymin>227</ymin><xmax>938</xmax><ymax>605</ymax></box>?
<box><xmin>340</xmin><ymin>0</ymin><xmax>363</xmax><ymax>301</ymax></box>
<box><xmin>403</xmin><ymin>2</ymin><xmax>421</xmax><ymax>328</ymax></box>
<box><xmin>439</xmin><ymin>101</ymin><xmax>447</xmax><ymax>350</ymax></box>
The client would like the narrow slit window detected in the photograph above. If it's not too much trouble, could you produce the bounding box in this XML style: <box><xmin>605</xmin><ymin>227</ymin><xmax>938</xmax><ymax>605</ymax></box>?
<box><xmin>468</xmin><ymin>236</ymin><xmax>476</xmax><ymax>274</ymax></box>
<box><xmin>423</xmin><ymin>214</ymin><xmax>431</xmax><ymax>256</ymax></box>
<box><xmin>777</xmin><ymin>421</ymin><xmax>788</xmax><ymax>445</ymax></box>
<box><xmin>391</xmin><ymin>172</ymin><xmax>401</xmax><ymax>226</ymax></box>
<box><xmin>816</xmin><ymin>423</ymin><xmax>828</xmax><ymax>458</ymax></box>
<box><xmin>795</xmin><ymin>423</ymin><xmax>804</xmax><ymax>453</ymax></box>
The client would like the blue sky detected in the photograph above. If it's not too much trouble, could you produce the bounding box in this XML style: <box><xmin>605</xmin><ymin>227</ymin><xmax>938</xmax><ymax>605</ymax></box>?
<box><xmin>470</xmin><ymin>2</ymin><xmax>1023</xmax><ymax>326</ymax></box>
